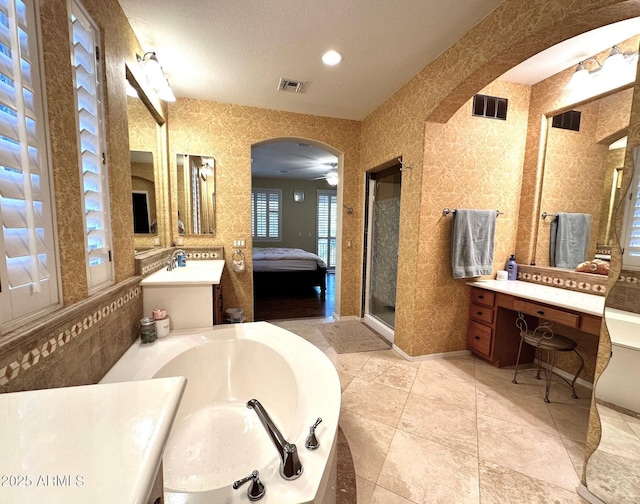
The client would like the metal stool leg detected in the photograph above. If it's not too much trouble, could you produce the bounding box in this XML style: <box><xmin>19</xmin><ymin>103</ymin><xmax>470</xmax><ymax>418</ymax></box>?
<box><xmin>512</xmin><ymin>336</ymin><xmax>525</xmax><ymax>384</ymax></box>
<box><xmin>570</xmin><ymin>349</ymin><xmax>585</xmax><ymax>399</ymax></box>
<box><xmin>543</xmin><ymin>348</ymin><xmax>555</xmax><ymax>403</ymax></box>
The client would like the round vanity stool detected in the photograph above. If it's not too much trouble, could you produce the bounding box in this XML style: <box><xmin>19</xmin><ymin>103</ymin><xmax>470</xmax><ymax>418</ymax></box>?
<box><xmin>512</xmin><ymin>312</ymin><xmax>585</xmax><ymax>403</ymax></box>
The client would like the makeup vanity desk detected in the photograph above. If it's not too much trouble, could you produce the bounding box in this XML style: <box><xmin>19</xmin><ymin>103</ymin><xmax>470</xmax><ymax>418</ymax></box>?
<box><xmin>466</xmin><ymin>280</ymin><xmax>605</xmax><ymax>367</ymax></box>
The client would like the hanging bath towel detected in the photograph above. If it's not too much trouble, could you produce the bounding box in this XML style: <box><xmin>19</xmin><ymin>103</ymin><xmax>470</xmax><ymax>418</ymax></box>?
<box><xmin>550</xmin><ymin>212</ymin><xmax>591</xmax><ymax>269</ymax></box>
<box><xmin>451</xmin><ymin>209</ymin><xmax>496</xmax><ymax>279</ymax></box>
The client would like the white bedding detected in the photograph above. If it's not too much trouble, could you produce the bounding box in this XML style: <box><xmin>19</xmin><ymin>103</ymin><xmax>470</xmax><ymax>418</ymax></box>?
<box><xmin>253</xmin><ymin>247</ymin><xmax>327</xmax><ymax>272</ymax></box>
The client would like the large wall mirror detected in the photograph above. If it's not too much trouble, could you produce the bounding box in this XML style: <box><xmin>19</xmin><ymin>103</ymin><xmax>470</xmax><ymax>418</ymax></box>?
<box><xmin>176</xmin><ymin>154</ymin><xmax>216</xmax><ymax>235</ymax></box>
<box><xmin>126</xmin><ymin>66</ymin><xmax>167</xmax><ymax>253</ymax></box>
<box><xmin>532</xmin><ymin>87</ymin><xmax>633</xmax><ymax>275</ymax></box>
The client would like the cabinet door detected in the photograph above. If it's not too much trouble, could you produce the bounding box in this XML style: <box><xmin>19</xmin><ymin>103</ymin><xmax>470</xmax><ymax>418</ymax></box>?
<box><xmin>467</xmin><ymin>320</ymin><xmax>492</xmax><ymax>357</ymax></box>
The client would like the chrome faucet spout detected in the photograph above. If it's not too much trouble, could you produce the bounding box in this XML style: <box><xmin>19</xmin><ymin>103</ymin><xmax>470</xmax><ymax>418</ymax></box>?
<box><xmin>247</xmin><ymin>398</ymin><xmax>303</xmax><ymax>480</ymax></box>
<box><xmin>166</xmin><ymin>248</ymin><xmax>186</xmax><ymax>271</ymax></box>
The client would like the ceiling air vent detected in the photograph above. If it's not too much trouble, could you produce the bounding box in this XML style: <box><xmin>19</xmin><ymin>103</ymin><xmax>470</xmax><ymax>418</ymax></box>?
<box><xmin>551</xmin><ymin>110</ymin><xmax>581</xmax><ymax>132</ymax></box>
<box><xmin>278</xmin><ymin>78</ymin><xmax>304</xmax><ymax>93</ymax></box>
<box><xmin>472</xmin><ymin>94</ymin><xmax>508</xmax><ymax>120</ymax></box>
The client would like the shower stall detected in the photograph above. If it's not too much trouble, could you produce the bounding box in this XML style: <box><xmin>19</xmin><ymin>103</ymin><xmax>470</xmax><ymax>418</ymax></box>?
<box><xmin>362</xmin><ymin>163</ymin><xmax>402</xmax><ymax>343</ymax></box>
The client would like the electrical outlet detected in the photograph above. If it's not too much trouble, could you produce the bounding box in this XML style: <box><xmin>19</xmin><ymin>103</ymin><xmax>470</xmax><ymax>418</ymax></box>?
<box><xmin>233</xmin><ymin>239</ymin><xmax>245</xmax><ymax>248</ymax></box>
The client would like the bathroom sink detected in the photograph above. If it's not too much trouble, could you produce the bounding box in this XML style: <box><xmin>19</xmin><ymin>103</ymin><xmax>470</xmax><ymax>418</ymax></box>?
<box><xmin>141</xmin><ymin>259</ymin><xmax>225</xmax><ymax>286</ymax></box>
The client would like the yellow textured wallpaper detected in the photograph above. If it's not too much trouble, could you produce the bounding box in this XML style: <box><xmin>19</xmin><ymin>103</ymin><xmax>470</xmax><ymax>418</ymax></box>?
<box><xmin>166</xmin><ymin>100</ymin><xmax>361</xmax><ymax>320</ymax></box>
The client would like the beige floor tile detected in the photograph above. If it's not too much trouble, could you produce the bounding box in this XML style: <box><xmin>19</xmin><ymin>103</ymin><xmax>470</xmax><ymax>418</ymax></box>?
<box><xmin>357</xmin><ymin>355</ymin><xmax>418</xmax><ymax>392</ymax></box>
<box><xmin>341</xmin><ymin>376</ymin><xmax>408</xmax><ymax>427</ymax></box>
<box><xmin>418</xmin><ymin>355</ymin><xmax>476</xmax><ymax>382</ymax></box>
<box><xmin>338</xmin><ymin>371</ymin><xmax>355</xmax><ymax>392</ymax></box>
<box><xmin>377</xmin><ymin>430</ymin><xmax>480</xmax><ymax>504</ymax></box>
<box><xmin>598</xmin><ymin>414</ymin><xmax>640</xmax><ymax>461</ymax></box>
<box><xmin>356</xmin><ymin>476</ymin><xmax>375</xmax><ymax>504</ymax></box>
<box><xmin>479</xmin><ymin>460</ymin><xmax>586</xmax><ymax>503</ymax></box>
<box><xmin>370</xmin><ymin>484</ymin><xmax>417</xmax><ymax>503</ymax></box>
<box><xmin>547</xmin><ymin>401</ymin><xmax>590</xmax><ymax>443</ymax></box>
<box><xmin>562</xmin><ymin>437</ymin><xmax>587</xmax><ymax>479</ymax></box>
<box><xmin>477</xmin><ymin>414</ymin><xmax>580</xmax><ymax>492</ymax></box>
<box><xmin>339</xmin><ymin>410</ymin><xmax>396</xmax><ymax>483</ymax></box>
<box><xmin>411</xmin><ymin>364</ymin><xmax>477</xmax><ymax>412</ymax></box>
<box><xmin>368</xmin><ymin>349</ymin><xmax>421</xmax><ymax>368</ymax></box>
<box><xmin>586</xmin><ymin>448</ymin><xmax>640</xmax><ymax>504</ymax></box>
<box><xmin>398</xmin><ymin>393</ymin><xmax>478</xmax><ymax>457</ymax></box>
<box><xmin>475</xmin><ymin>361</ymin><xmax>543</xmax><ymax>398</ymax></box>
<box><xmin>476</xmin><ymin>385</ymin><xmax>558</xmax><ymax>434</ymax></box>
<box><xmin>324</xmin><ymin>347</ymin><xmax>374</xmax><ymax>376</ymax></box>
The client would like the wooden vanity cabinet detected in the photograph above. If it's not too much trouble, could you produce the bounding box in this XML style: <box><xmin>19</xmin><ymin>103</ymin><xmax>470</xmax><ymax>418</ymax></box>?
<box><xmin>467</xmin><ymin>287</ymin><xmax>534</xmax><ymax>367</ymax></box>
<box><xmin>467</xmin><ymin>285</ymin><xmax>602</xmax><ymax>367</ymax></box>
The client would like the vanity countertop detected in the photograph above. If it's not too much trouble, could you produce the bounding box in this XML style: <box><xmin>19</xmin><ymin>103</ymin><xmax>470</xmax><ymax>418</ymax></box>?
<box><xmin>140</xmin><ymin>259</ymin><xmax>225</xmax><ymax>286</ymax></box>
<box><xmin>0</xmin><ymin>376</ymin><xmax>186</xmax><ymax>503</ymax></box>
<box><xmin>468</xmin><ymin>279</ymin><xmax>605</xmax><ymax>317</ymax></box>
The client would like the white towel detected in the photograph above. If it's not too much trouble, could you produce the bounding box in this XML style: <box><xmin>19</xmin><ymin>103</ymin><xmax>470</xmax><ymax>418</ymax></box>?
<box><xmin>451</xmin><ymin>209</ymin><xmax>496</xmax><ymax>279</ymax></box>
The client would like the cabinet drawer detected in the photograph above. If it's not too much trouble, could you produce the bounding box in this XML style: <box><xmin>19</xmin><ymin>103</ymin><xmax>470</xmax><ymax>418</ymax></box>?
<box><xmin>471</xmin><ymin>288</ymin><xmax>495</xmax><ymax>308</ymax></box>
<box><xmin>512</xmin><ymin>299</ymin><xmax>579</xmax><ymax>329</ymax></box>
<box><xmin>470</xmin><ymin>303</ymin><xmax>494</xmax><ymax>324</ymax></box>
<box><xmin>467</xmin><ymin>320</ymin><xmax>492</xmax><ymax>356</ymax></box>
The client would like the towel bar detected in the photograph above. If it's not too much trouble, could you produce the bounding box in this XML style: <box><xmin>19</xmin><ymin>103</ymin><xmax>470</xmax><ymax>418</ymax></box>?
<box><xmin>442</xmin><ymin>208</ymin><xmax>504</xmax><ymax>217</ymax></box>
<box><xmin>541</xmin><ymin>211</ymin><xmax>558</xmax><ymax>219</ymax></box>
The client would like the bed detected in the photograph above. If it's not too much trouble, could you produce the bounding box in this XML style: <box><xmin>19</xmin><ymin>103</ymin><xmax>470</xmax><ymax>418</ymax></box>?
<box><xmin>252</xmin><ymin>247</ymin><xmax>327</xmax><ymax>298</ymax></box>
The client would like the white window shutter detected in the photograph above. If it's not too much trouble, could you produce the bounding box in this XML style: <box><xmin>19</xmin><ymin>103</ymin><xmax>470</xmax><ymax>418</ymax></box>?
<box><xmin>70</xmin><ymin>0</ymin><xmax>113</xmax><ymax>289</ymax></box>
<box><xmin>0</xmin><ymin>0</ymin><xmax>61</xmax><ymax>328</ymax></box>
<box><xmin>623</xmin><ymin>148</ymin><xmax>640</xmax><ymax>269</ymax></box>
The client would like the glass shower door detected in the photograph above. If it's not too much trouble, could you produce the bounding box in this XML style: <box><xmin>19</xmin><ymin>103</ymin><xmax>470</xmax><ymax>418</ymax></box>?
<box><xmin>363</xmin><ymin>166</ymin><xmax>401</xmax><ymax>340</ymax></box>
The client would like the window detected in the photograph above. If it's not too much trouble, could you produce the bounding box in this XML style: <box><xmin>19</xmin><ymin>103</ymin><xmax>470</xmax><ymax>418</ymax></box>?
<box><xmin>0</xmin><ymin>0</ymin><xmax>60</xmax><ymax>329</ymax></box>
<box><xmin>69</xmin><ymin>0</ymin><xmax>113</xmax><ymax>290</ymax></box>
<box><xmin>251</xmin><ymin>188</ymin><xmax>281</xmax><ymax>241</ymax></box>
<box><xmin>317</xmin><ymin>190</ymin><xmax>336</xmax><ymax>268</ymax></box>
<box><xmin>622</xmin><ymin>148</ymin><xmax>640</xmax><ymax>269</ymax></box>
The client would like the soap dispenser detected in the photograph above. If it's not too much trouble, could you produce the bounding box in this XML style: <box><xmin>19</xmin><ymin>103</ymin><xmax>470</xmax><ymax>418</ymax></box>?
<box><xmin>506</xmin><ymin>255</ymin><xmax>518</xmax><ymax>281</ymax></box>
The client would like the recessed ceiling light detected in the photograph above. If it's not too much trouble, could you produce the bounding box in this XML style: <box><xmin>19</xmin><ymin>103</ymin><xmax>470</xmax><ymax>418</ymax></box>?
<box><xmin>322</xmin><ymin>50</ymin><xmax>342</xmax><ymax>66</ymax></box>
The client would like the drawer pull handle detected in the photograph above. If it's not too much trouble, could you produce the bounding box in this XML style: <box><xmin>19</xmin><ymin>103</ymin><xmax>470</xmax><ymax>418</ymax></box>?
<box><xmin>474</xmin><ymin>335</ymin><xmax>481</xmax><ymax>340</ymax></box>
<box><xmin>476</xmin><ymin>311</ymin><xmax>483</xmax><ymax>316</ymax></box>
<box><xmin>478</xmin><ymin>295</ymin><xmax>484</xmax><ymax>299</ymax></box>
<box><xmin>537</xmin><ymin>310</ymin><xmax>545</xmax><ymax>315</ymax></box>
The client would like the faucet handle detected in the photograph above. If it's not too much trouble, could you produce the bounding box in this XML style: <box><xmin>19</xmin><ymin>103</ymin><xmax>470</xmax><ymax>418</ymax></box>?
<box><xmin>305</xmin><ymin>417</ymin><xmax>323</xmax><ymax>450</ymax></box>
<box><xmin>233</xmin><ymin>470</ymin><xmax>265</xmax><ymax>501</ymax></box>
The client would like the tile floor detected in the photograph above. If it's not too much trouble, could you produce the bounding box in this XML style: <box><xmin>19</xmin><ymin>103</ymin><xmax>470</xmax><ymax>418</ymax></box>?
<box><xmin>271</xmin><ymin>318</ymin><xmax>592</xmax><ymax>504</ymax></box>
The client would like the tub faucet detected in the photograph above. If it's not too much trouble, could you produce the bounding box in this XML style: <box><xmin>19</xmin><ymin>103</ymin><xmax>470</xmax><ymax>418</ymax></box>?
<box><xmin>247</xmin><ymin>399</ymin><xmax>303</xmax><ymax>480</ymax></box>
<box><xmin>166</xmin><ymin>249</ymin><xmax>185</xmax><ymax>271</ymax></box>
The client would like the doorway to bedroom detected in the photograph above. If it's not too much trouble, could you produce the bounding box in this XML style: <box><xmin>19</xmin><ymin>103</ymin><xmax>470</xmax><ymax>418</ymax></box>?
<box><xmin>362</xmin><ymin>161</ymin><xmax>402</xmax><ymax>343</ymax></box>
<box><xmin>251</xmin><ymin>139</ymin><xmax>340</xmax><ymax>321</ymax></box>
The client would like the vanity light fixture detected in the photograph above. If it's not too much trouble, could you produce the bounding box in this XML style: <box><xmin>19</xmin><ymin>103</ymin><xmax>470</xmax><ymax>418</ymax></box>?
<box><xmin>566</xmin><ymin>45</ymin><xmax>639</xmax><ymax>90</ymax></box>
<box><xmin>322</xmin><ymin>50</ymin><xmax>342</xmax><ymax>66</ymax></box>
<box><xmin>139</xmin><ymin>52</ymin><xmax>176</xmax><ymax>102</ymax></box>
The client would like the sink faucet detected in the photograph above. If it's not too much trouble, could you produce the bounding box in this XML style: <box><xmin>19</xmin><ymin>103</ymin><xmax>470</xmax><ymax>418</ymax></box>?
<box><xmin>247</xmin><ymin>399</ymin><xmax>303</xmax><ymax>480</ymax></box>
<box><xmin>166</xmin><ymin>249</ymin><xmax>185</xmax><ymax>271</ymax></box>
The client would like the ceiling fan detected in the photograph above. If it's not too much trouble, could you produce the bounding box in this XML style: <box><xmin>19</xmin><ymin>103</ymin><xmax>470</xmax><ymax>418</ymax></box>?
<box><xmin>310</xmin><ymin>163</ymin><xmax>339</xmax><ymax>186</ymax></box>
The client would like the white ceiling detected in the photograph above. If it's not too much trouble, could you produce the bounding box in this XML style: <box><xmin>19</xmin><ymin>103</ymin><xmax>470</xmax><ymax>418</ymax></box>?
<box><xmin>117</xmin><ymin>1</ymin><xmax>640</xmax><ymax>179</ymax></box>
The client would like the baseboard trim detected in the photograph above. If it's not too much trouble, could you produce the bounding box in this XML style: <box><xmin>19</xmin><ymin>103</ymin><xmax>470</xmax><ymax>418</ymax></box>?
<box><xmin>577</xmin><ymin>484</ymin><xmax>606</xmax><ymax>503</ymax></box>
<box><xmin>393</xmin><ymin>346</ymin><xmax>471</xmax><ymax>362</ymax></box>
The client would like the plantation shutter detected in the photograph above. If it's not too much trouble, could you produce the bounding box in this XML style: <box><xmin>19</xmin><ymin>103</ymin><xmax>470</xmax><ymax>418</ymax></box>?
<box><xmin>317</xmin><ymin>190</ymin><xmax>336</xmax><ymax>268</ymax></box>
<box><xmin>0</xmin><ymin>0</ymin><xmax>60</xmax><ymax>327</ymax></box>
<box><xmin>70</xmin><ymin>0</ymin><xmax>113</xmax><ymax>289</ymax></box>
<box><xmin>251</xmin><ymin>188</ymin><xmax>281</xmax><ymax>240</ymax></box>
<box><xmin>623</xmin><ymin>148</ymin><xmax>640</xmax><ymax>269</ymax></box>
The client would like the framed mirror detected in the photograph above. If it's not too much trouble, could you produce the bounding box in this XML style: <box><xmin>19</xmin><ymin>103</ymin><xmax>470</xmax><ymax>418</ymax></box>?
<box><xmin>532</xmin><ymin>87</ymin><xmax>633</xmax><ymax>273</ymax></box>
<box><xmin>126</xmin><ymin>65</ymin><xmax>167</xmax><ymax>253</ymax></box>
<box><xmin>176</xmin><ymin>154</ymin><xmax>216</xmax><ymax>235</ymax></box>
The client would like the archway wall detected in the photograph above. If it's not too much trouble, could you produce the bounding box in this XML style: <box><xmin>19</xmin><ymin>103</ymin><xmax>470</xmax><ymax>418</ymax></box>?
<box><xmin>167</xmin><ymin>100</ymin><xmax>361</xmax><ymax>320</ymax></box>
<box><xmin>360</xmin><ymin>0</ymin><xmax>640</xmax><ymax>357</ymax></box>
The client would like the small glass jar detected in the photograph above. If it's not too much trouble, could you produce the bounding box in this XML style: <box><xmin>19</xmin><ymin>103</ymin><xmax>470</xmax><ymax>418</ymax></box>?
<box><xmin>140</xmin><ymin>316</ymin><xmax>157</xmax><ymax>344</ymax></box>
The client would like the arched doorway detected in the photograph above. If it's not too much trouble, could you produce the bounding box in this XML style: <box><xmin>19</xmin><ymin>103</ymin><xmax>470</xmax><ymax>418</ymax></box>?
<box><xmin>250</xmin><ymin>138</ymin><xmax>344</xmax><ymax>320</ymax></box>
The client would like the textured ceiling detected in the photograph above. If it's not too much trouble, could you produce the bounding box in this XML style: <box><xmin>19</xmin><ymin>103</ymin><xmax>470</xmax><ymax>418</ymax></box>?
<box><xmin>117</xmin><ymin>1</ymin><xmax>640</xmax><ymax>177</ymax></box>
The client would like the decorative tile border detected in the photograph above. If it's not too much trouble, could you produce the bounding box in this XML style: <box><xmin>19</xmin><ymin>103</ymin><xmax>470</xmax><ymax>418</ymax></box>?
<box><xmin>619</xmin><ymin>271</ymin><xmax>640</xmax><ymax>285</ymax></box>
<box><xmin>135</xmin><ymin>247</ymin><xmax>225</xmax><ymax>277</ymax></box>
<box><xmin>517</xmin><ymin>265</ymin><xmax>608</xmax><ymax>296</ymax></box>
<box><xmin>0</xmin><ymin>283</ymin><xmax>141</xmax><ymax>387</ymax></box>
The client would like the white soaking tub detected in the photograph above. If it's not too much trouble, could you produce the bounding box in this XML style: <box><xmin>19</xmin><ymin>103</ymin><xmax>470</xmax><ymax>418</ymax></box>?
<box><xmin>101</xmin><ymin>322</ymin><xmax>341</xmax><ymax>504</ymax></box>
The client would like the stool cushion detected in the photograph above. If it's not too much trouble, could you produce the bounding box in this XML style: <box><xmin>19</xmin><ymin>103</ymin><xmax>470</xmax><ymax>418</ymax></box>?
<box><xmin>521</xmin><ymin>331</ymin><xmax>577</xmax><ymax>351</ymax></box>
